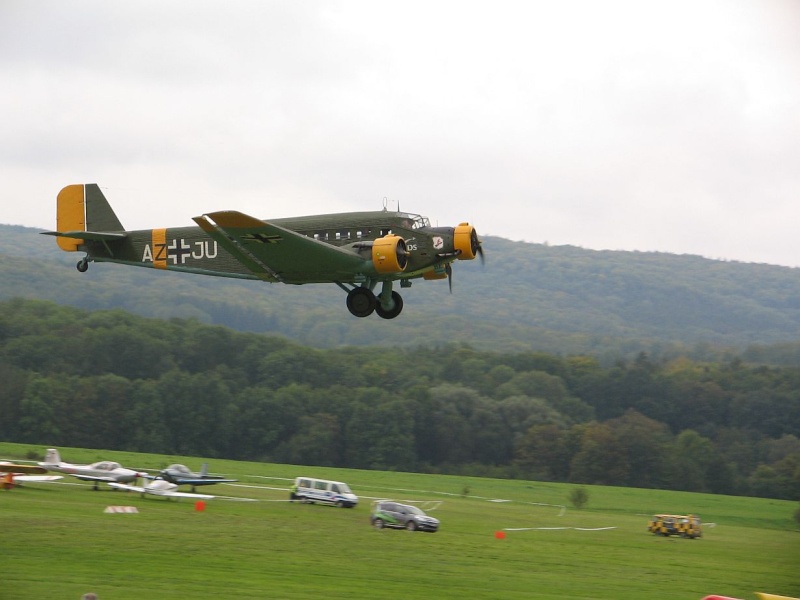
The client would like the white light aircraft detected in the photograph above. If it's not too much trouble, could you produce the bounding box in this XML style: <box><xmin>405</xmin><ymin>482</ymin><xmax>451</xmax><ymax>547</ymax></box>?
<box><xmin>0</xmin><ymin>462</ymin><xmax>62</xmax><ymax>489</ymax></box>
<box><xmin>109</xmin><ymin>478</ymin><xmax>214</xmax><ymax>500</ymax></box>
<box><xmin>38</xmin><ymin>448</ymin><xmax>143</xmax><ymax>490</ymax></box>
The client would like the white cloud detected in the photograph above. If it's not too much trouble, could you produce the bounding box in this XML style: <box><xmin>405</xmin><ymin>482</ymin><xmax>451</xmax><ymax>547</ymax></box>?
<box><xmin>2</xmin><ymin>0</ymin><xmax>799</xmax><ymax>265</ymax></box>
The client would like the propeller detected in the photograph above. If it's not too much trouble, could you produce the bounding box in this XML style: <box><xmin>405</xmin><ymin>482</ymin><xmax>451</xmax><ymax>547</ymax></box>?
<box><xmin>470</xmin><ymin>228</ymin><xmax>485</xmax><ymax>265</ymax></box>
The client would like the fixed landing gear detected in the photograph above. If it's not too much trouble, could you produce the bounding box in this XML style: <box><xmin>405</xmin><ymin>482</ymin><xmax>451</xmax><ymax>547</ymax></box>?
<box><xmin>76</xmin><ymin>257</ymin><xmax>90</xmax><ymax>272</ymax></box>
<box><xmin>375</xmin><ymin>291</ymin><xmax>403</xmax><ymax>320</ymax></box>
<box><xmin>346</xmin><ymin>287</ymin><xmax>376</xmax><ymax>317</ymax></box>
<box><xmin>345</xmin><ymin>286</ymin><xmax>404</xmax><ymax>319</ymax></box>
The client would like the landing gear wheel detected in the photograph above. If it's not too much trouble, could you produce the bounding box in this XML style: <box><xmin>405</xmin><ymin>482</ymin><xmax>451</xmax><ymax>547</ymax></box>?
<box><xmin>76</xmin><ymin>258</ymin><xmax>89</xmax><ymax>273</ymax></box>
<box><xmin>375</xmin><ymin>291</ymin><xmax>403</xmax><ymax>320</ymax></box>
<box><xmin>346</xmin><ymin>287</ymin><xmax>376</xmax><ymax>317</ymax></box>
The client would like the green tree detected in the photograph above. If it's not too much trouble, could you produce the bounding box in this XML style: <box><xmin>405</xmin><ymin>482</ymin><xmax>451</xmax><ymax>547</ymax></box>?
<box><xmin>569</xmin><ymin>487</ymin><xmax>589</xmax><ymax>509</ymax></box>
<box><xmin>570</xmin><ymin>423</ymin><xmax>630</xmax><ymax>485</ymax></box>
<box><xmin>282</xmin><ymin>413</ymin><xmax>343</xmax><ymax>466</ymax></box>
<box><xmin>671</xmin><ymin>429</ymin><xmax>717</xmax><ymax>492</ymax></box>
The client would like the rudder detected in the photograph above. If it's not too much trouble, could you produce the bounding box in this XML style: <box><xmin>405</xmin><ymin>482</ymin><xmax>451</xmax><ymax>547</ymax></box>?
<box><xmin>55</xmin><ymin>184</ymin><xmax>86</xmax><ymax>251</ymax></box>
<box><xmin>44</xmin><ymin>448</ymin><xmax>62</xmax><ymax>466</ymax></box>
<box><xmin>55</xmin><ymin>184</ymin><xmax>125</xmax><ymax>252</ymax></box>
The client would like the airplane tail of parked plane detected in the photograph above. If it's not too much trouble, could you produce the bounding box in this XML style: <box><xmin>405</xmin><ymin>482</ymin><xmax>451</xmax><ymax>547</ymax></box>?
<box><xmin>46</xmin><ymin>184</ymin><xmax>127</xmax><ymax>252</ymax></box>
<box><xmin>43</xmin><ymin>448</ymin><xmax>62</xmax><ymax>466</ymax></box>
<box><xmin>200</xmin><ymin>463</ymin><xmax>209</xmax><ymax>477</ymax></box>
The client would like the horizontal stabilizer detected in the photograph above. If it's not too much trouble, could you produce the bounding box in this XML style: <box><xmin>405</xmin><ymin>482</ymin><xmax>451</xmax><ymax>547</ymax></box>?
<box><xmin>41</xmin><ymin>230</ymin><xmax>127</xmax><ymax>242</ymax></box>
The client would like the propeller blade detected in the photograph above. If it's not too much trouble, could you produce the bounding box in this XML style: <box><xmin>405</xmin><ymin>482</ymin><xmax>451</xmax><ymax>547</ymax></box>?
<box><xmin>446</xmin><ymin>263</ymin><xmax>453</xmax><ymax>293</ymax></box>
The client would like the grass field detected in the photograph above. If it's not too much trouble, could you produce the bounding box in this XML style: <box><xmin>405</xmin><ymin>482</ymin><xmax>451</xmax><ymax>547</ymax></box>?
<box><xmin>1</xmin><ymin>442</ymin><xmax>798</xmax><ymax>600</ymax></box>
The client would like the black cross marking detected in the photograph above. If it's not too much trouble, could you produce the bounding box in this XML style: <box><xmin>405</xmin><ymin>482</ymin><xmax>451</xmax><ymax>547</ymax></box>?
<box><xmin>168</xmin><ymin>239</ymin><xmax>192</xmax><ymax>265</ymax></box>
<box><xmin>242</xmin><ymin>233</ymin><xmax>282</xmax><ymax>244</ymax></box>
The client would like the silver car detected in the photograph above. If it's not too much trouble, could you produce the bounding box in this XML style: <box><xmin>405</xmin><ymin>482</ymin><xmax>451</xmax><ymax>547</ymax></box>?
<box><xmin>370</xmin><ymin>501</ymin><xmax>440</xmax><ymax>532</ymax></box>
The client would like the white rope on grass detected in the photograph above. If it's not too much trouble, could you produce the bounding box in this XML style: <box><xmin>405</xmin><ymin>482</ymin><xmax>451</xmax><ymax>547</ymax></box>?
<box><xmin>503</xmin><ymin>526</ymin><xmax>617</xmax><ymax>532</ymax></box>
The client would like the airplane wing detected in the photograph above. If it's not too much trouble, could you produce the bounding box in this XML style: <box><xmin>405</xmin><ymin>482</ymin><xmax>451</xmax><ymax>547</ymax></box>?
<box><xmin>109</xmin><ymin>482</ymin><xmax>214</xmax><ymax>500</ymax></box>
<box><xmin>193</xmin><ymin>211</ymin><xmax>370</xmax><ymax>284</ymax></box>
<box><xmin>73</xmin><ymin>475</ymin><xmax>120</xmax><ymax>483</ymax></box>
<box><xmin>13</xmin><ymin>475</ymin><xmax>63</xmax><ymax>482</ymax></box>
<box><xmin>0</xmin><ymin>464</ymin><xmax>49</xmax><ymax>475</ymax></box>
<box><xmin>172</xmin><ymin>477</ymin><xmax>237</xmax><ymax>486</ymax></box>
<box><xmin>149</xmin><ymin>489</ymin><xmax>215</xmax><ymax>500</ymax></box>
<box><xmin>108</xmin><ymin>482</ymin><xmax>146</xmax><ymax>493</ymax></box>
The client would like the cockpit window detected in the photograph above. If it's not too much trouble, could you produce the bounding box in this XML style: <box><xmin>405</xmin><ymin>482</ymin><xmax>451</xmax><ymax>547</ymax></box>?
<box><xmin>399</xmin><ymin>213</ymin><xmax>430</xmax><ymax>229</ymax></box>
<box><xmin>168</xmin><ymin>464</ymin><xmax>191</xmax><ymax>474</ymax></box>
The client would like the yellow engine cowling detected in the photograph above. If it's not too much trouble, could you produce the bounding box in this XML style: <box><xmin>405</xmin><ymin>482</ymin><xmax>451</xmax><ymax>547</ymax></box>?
<box><xmin>372</xmin><ymin>235</ymin><xmax>408</xmax><ymax>274</ymax></box>
<box><xmin>454</xmin><ymin>223</ymin><xmax>479</xmax><ymax>260</ymax></box>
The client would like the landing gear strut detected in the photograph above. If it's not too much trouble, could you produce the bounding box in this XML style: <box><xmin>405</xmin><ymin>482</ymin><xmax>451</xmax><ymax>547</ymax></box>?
<box><xmin>375</xmin><ymin>281</ymin><xmax>403</xmax><ymax>319</ymax></box>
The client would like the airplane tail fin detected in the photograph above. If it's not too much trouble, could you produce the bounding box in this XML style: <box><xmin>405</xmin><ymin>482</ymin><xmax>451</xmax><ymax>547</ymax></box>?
<box><xmin>44</xmin><ymin>448</ymin><xmax>61</xmax><ymax>466</ymax></box>
<box><xmin>48</xmin><ymin>184</ymin><xmax>126</xmax><ymax>252</ymax></box>
<box><xmin>200</xmin><ymin>463</ymin><xmax>209</xmax><ymax>478</ymax></box>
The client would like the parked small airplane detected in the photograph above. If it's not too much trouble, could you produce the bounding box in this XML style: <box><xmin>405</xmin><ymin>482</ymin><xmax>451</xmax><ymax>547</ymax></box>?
<box><xmin>156</xmin><ymin>463</ymin><xmax>236</xmax><ymax>492</ymax></box>
<box><xmin>0</xmin><ymin>462</ymin><xmax>62</xmax><ymax>489</ymax></box>
<box><xmin>38</xmin><ymin>448</ymin><xmax>143</xmax><ymax>490</ymax></box>
<box><xmin>109</xmin><ymin>478</ymin><xmax>214</xmax><ymax>500</ymax></box>
<box><xmin>43</xmin><ymin>184</ymin><xmax>484</xmax><ymax>318</ymax></box>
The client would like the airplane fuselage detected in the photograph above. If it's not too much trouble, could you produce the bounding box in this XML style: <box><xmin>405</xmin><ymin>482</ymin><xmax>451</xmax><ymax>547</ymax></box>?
<box><xmin>79</xmin><ymin>211</ymin><xmax>455</xmax><ymax>285</ymax></box>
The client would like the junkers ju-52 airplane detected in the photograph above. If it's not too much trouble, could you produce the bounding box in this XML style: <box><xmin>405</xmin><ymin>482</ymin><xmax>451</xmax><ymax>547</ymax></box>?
<box><xmin>43</xmin><ymin>184</ymin><xmax>484</xmax><ymax>319</ymax></box>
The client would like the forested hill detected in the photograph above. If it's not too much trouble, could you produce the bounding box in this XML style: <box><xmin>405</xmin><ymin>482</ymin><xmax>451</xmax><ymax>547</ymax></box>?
<box><xmin>2</xmin><ymin>298</ymin><xmax>798</xmax><ymax>499</ymax></box>
<box><xmin>4</xmin><ymin>223</ymin><xmax>800</xmax><ymax>361</ymax></box>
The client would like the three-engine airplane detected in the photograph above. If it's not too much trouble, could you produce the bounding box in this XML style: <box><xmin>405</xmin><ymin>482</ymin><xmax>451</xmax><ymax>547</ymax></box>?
<box><xmin>43</xmin><ymin>184</ymin><xmax>484</xmax><ymax>318</ymax></box>
<box><xmin>0</xmin><ymin>462</ymin><xmax>62</xmax><ymax>489</ymax></box>
<box><xmin>38</xmin><ymin>448</ymin><xmax>143</xmax><ymax>490</ymax></box>
<box><xmin>155</xmin><ymin>463</ymin><xmax>236</xmax><ymax>492</ymax></box>
<box><xmin>109</xmin><ymin>478</ymin><xmax>215</xmax><ymax>500</ymax></box>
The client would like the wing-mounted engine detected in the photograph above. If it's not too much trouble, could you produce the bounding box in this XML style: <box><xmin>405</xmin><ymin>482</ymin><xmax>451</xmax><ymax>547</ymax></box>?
<box><xmin>453</xmin><ymin>223</ymin><xmax>482</xmax><ymax>260</ymax></box>
<box><xmin>372</xmin><ymin>234</ymin><xmax>408</xmax><ymax>274</ymax></box>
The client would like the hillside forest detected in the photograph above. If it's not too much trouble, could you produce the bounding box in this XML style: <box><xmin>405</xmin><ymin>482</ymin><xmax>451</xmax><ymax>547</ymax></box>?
<box><xmin>7</xmin><ymin>223</ymin><xmax>800</xmax><ymax>363</ymax></box>
<box><xmin>3</xmin><ymin>298</ymin><xmax>799</xmax><ymax>500</ymax></box>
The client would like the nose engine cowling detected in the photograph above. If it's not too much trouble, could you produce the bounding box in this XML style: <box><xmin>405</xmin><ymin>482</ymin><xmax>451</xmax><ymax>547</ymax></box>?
<box><xmin>453</xmin><ymin>223</ymin><xmax>482</xmax><ymax>261</ymax></box>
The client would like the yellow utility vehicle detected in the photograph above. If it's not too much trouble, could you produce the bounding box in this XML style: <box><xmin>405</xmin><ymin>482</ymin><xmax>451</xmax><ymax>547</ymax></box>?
<box><xmin>648</xmin><ymin>514</ymin><xmax>702</xmax><ymax>538</ymax></box>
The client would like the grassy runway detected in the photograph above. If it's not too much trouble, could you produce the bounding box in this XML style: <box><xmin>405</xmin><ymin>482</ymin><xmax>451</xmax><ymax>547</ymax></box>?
<box><xmin>1</xmin><ymin>443</ymin><xmax>797</xmax><ymax>599</ymax></box>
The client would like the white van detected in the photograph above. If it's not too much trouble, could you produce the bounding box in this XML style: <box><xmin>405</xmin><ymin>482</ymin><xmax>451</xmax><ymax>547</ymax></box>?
<box><xmin>291</xmin><ymin>477</ymin><xmax>358</xmax><ymax>508</ymax></box>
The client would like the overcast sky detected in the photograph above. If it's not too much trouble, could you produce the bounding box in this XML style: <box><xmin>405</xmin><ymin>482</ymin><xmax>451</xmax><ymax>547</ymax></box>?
<box><xmin>2</xmin><ymin>0</ymin><xmax>799</xmax><ymax>266</ymax></box>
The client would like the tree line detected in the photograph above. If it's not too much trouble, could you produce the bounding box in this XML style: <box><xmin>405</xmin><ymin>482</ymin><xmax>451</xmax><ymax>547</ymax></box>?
<box><xmin>2</xmin><ymin>298</ymin><xmax>798</xmax><ymax>499</ymax></box>
<box><xmin>9</xmin><ymin>223</ymin><xmax>800</xmax><ymax>361</ymax></box>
